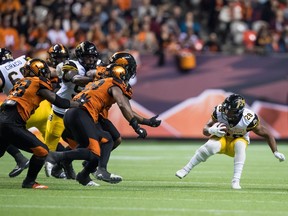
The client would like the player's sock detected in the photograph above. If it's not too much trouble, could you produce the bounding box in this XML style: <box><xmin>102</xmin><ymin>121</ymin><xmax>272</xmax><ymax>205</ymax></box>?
<box><xmin>233</xmin><ymin>141</ymin><xmax>246</xmax><ymax>180</ymax></box>
<box><xmin>7</xmin><ymin>145</ymin><xmax>28</xmax><ymax>164</ymax></box>
<box><xmin>26</xmin><ymin>155</ymin><xmax>46</xmax><ymax>182</ymax></box>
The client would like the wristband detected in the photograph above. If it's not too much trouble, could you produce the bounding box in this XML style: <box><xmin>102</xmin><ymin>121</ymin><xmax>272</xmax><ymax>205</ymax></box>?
<box><xmin>141</xmin><ymin>118</ymin><xmax>150</xmax><ymax>125</ymax></box>
<box><xmin>129</xmin><ymin>117</ymin><xmax>140</xmax><ymax>131</ymax></box>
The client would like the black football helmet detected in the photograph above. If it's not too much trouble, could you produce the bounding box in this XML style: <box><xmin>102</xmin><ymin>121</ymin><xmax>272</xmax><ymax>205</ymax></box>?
<box><xmin>222</xmin><ymin>94</ymin><xmax>245</xmax><ymax>121</ymax></box>
<box><xmin>21</xmin><ymin>58</ymin><xmax>51</xmax><ymax>78</ymax></box>
<box><xmin>0</xmin><ymin>48</ymin><xmax>13</xmax><ymax>65</ymax></box>
<box><xmin>75</xmin><ymin>41</ymin><xmax>99</xmax><ymax>70</ymax></box>
<box><xmin>109</xmin><ymin>52</ymin><xmax>137</xmax><ymax>82</ymax></box>
<box><xmin>47</xmin><ymin>44</ymin><xmax>69</xmax><ymax>67</ymax></box>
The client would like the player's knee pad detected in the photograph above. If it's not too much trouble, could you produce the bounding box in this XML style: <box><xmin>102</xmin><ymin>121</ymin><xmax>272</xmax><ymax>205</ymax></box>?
<box><xmin>195</xmin><ymin>146</ymin><xmax>211</xmax><ymax>162</ymax></box>
<box><xmin>195</xmin><ymin>141</ymin><xmax>220</xmax><ymax>162</ymax></box>
<box><xmin>205</xmin><ymin>139</ymin><xmax>221</xmax><ymax>154</ymax></box>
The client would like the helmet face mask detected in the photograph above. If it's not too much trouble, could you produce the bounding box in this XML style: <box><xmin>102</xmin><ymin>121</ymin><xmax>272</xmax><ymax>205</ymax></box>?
<box><xmin>222</xmin><ymin>94</ymin><xmax>245</xmax><ymax>122</ymax></box>
<box><xmin>80</xmin><ymin>54</ymin><xmax>98</xmax><ymax>70</ymax></box>
<box><xmin>0</xmin><ymin>48</ymin><xmax>13</xmax><ymax>65</ymax></box>
<box><xmin>109</xmin><ymin>52</ymin><xmax>137</xmax><ymax>82</ymax></box>
<box><xmin>75</xmin><ymin>41</ymin><xmax>99</xmax><ymax>70</ymax></box>
<box><xmin>47</xmin><ymin>44</ymin><xmax>69</xmax><ymax>67</ymax></box>
<box><xmin>21</xmin><ymin>58</ymin><xmax>51</xmax><ymax>79</ymax></box>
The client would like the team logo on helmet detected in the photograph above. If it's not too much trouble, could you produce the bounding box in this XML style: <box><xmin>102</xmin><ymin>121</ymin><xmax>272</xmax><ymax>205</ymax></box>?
<box><xmin>235</xmin><ymin>98</ymin><xmax>245</xmax><ymax>109</ymax></box>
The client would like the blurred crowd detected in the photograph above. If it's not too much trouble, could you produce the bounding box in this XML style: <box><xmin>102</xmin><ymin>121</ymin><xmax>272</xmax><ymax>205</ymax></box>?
<box><xmin>1</xmin><ymin>0</ymin><xmax>288</xmax><ymax>66</ymax></box>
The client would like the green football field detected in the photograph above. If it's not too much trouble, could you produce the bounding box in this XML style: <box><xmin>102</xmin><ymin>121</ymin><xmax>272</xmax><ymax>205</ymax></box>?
<box><xmin>0</xmin><ymin>140</ymin><xmax>287</xmax><ymax>216</ymax></box>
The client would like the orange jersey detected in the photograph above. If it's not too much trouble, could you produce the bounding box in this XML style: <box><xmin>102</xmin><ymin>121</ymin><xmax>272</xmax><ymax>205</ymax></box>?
<box><xmin>73</xmin><ymin>77</ymin><xmax>132</xmax><ymax>122</ymax></box>
<box><xmin>7</xmin><ymin>76</ymin><xmax>53</xmax><ymax>121</ymax></box>
<box><xmin>94</xmin><ymin>65</ymin><xmax>108</xmax><ymax>80</ymax></box>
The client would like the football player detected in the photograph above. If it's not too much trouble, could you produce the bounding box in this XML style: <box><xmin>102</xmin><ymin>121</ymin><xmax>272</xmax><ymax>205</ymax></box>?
<box><xmin>46</xmin><ymin>43</ymin><xmax>70</xmax><ymax>92</ymax></box>
<box><xmin>0</xmin><ymin>58</ymin><xmax>89</xmax><ymax>189</ymax></box>
<box><xmin>175</xmin><ymin>94</ymin><xmax>285</xmax><ymax>189</ymax></box>
<box><xmin>0</xmin><ymin>48</ymin><xmax>30</xmax><ymax>177</ymax></box>
<box><xmin>44</xmin><ymin>41</ymin><xmax>102</xmax><ymax>179</ymax></box>
<box><xmin>39</xmin><ymin>43</ymin><xmax>70</xmax><ymax>179</ymax></box>
<box><xmin>82</xmin><ymin>52</ymin><xmax>161</xmax><ymax>183</ymax></box>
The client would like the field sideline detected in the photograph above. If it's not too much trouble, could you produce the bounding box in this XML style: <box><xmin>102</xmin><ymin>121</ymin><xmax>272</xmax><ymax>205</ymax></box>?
<box><xmin>0</xmin><ymin>140</ymin><xmax>287</xmax><ymax>216</ymax></box>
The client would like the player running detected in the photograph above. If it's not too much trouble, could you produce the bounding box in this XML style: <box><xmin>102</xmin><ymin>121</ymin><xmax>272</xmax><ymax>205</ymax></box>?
<box><xmin>175</xmin><ymin>94</ymin><xmax>285</xmax><ymax>189</ymax></box>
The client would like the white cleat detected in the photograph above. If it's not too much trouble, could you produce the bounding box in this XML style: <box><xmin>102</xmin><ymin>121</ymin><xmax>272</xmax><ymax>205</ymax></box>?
<box><xmin>175</xmin><ymin>168</ymin><xmax>190</xmax><ymax>179</ymax></box>
<box><xmin>44</xmin><ymin>162</ymin><xmax>55</xmax><ymax>177</ymax></box>
<box><xmin>86</xmin><ymin>181</ymin><xmax>100</xmax><ymax>187</ymax></box>
<box><xmin>231</xmin><ymin>179</ymin><xmax>242</xmax><ymax>190</ymax></box>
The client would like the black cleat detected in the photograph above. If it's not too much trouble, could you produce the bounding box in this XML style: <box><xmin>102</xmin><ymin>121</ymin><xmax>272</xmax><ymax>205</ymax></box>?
<box><xmin>61</xmin><ymin>161</ymin><xmax>76</xmax><ymax>179</ymax></box>
<box><xmin>51</xmin><ymin>164</ymin><xmax>66</xmax><ymax>179</ymax></box>
<box><xmin>93</xmin><ymin>167</ymin><xmax>122</xmax><ymax>184</ymax></box>
<box><xmin>76</xmin><ymin>172</ymin><xmax>99</xmax><ymax>186</ymax></box>
<box><xmin>9</xmin><ymin>159</ymin><xmax>29</xmax><ymax>178</ymax></box>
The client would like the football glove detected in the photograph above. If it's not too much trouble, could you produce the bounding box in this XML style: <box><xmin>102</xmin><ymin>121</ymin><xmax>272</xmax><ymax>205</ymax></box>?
<box><xmin>142</xmin><ymin>115</ymin><xmax>161</xmax><ymax>127</ymax></box>
<box><xmin>135</xmin><ymin>127</ymin><xmax>147</xmax><ymax>139</ymax></box>
<box><xmin>130</xmin><ymin>117</ymin><xmax>147</xmax><ymax>139</ymax></box>
<box><xmin>208</xmin><ymin>123</ymin><xmax>226</xmax><ymax>137</ymax></box>
<box><xmin>274</xmin><ymin>151</ymin><xmax>285</xmax><ymax>162</ymax></box>
<box><xmin>75</xmin><ymin>93</ymin><xmax>90</xmax><ymax>106</ymax></box>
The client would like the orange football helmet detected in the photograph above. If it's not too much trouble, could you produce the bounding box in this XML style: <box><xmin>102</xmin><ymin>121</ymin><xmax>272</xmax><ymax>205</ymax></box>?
<box><xmin>21</xmin><ymin>58</ymin><xmax>51</xmax><ymax>78</ymax></box>
<box><xmin>109</xmin><ymin>52</ymin><xmax>137</xmax><ymax>82</ymax></box>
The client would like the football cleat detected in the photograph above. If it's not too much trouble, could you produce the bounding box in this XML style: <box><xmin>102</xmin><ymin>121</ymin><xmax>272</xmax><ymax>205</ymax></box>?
<box><xmin>51</xmin><ymin>164</ymin><xmax>67</xmax><ymax>179</ymax></box>
<box><xmin>175</xmin><ymin>168</ymin><xmax>190</xmax><ymax>179</ymax></box>
<box><xmin>44</xmin><ymin>162</ymin><xmax>55</xmax><ymax>177</ymax></box>
<box><xmin>231</xmin><ymin>179</ymin><xmax>241</xmax><ymax>190</ymax></box>
<box><xmin>22</xmin><ymin>181</ymin><xmax>48</xmax><ymax>189</ymax></box>
<box><xmin>44</xmin><ymin>152</ymin><xmax>62</xmax><ymax>177</ymax></box>
<box><xmin>76</xmin><ymin>172</ymin><xmax>100</xmax><ymax>187</ymax></box>
<box><xmin>93</xmin><ymin>167</ymin><xmax>122</xmax><ymax>184</ymax></box>
<box><xmin>86</xmin><ymin>181</ymin><xmax>100</xmax><ymax>187</ymax></box>
<box><xmin>61</xmin><ymin>161</ymin><xmax>76</xmax><ymax>179</ymax></box>
<box><xmin>9</xmin><ymin>159</ymin><xmax>29</xmax><ymax>178</ymax></box>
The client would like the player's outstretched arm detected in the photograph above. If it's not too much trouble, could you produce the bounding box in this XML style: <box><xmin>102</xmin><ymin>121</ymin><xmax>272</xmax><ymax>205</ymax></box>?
<box><xmin>111</xmin><ymin>86</ymin><xmax>147</xmax><ymax>138</ymax></box>
<box><xmin>252</xmin><ymin>123</ymin><xmax>285</xmax><ymax>162</ymax></box>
